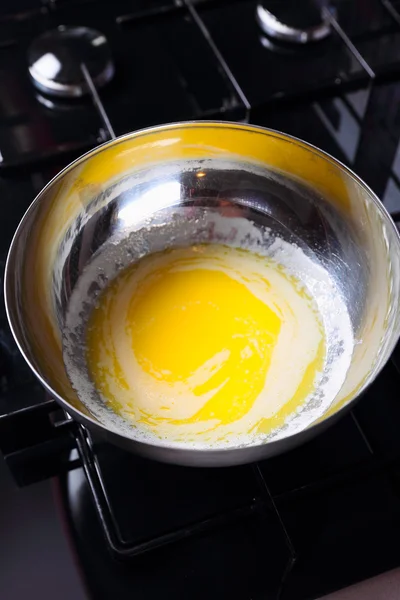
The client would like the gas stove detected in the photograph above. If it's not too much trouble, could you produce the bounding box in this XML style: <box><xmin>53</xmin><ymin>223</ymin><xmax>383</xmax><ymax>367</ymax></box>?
<box><xmin>2</xmin><ymin>1</ymin><xmax>400</xmax><ymax>599</ymax></box>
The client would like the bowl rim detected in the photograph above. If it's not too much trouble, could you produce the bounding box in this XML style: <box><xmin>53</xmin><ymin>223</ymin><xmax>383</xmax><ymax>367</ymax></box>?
<box><xmin>5</xmin><ymin>119</ymin><xmax>400</xmax><ymax>455</ymax></box>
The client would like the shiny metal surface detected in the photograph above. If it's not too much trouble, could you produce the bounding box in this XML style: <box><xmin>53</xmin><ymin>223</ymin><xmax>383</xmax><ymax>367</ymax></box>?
<box><xmin>5</xmin><ymin>122</ymin><xmax>400</xmax><ymax>466</ymax></box>
<box><xmin>256</xmin><ymin>2</ymin><xmax>331</xmax><ymax>44</ymax></box>
<box><xmin>28</xmin><ymin>26</ymin><xmax>114</xmax><ymax>98</ymax></box>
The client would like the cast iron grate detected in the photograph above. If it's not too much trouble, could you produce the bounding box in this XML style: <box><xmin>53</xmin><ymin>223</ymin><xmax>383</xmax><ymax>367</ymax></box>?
<box><xmin>69</xmin><ymin>365</ymin><xmax>400</xmax><ymax>600</ymax></box>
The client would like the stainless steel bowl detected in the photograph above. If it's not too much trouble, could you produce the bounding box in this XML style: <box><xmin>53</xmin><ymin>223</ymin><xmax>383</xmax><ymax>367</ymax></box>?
<box><xmin>5</xmin><ymin>122</ymin><xmax>400</xmax><ymax>466</ymax></box>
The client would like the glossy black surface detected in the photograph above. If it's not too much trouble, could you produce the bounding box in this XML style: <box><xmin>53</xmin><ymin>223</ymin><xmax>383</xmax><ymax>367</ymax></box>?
<box><xmin>3</xmin><ymin>1</ymin><xmax>400</xmax><ymax>599</ymax></box>
<box><xmin>61</xmin><ymin>462</ymin><xmax>290</xmax><ymax>600</ymax></box>
<box><xmin>199</xmin><ymin>0</ymin><xmax>368</xmax><ymax>107</ymax></box>
<box><xmin>0</xmin><ymin>1</ymin><xmax>244</xmax><ymax>166</ymax></box>
<box><xmin>0</xmin><ymin>39</ymin><xmax>106</xmax><ymax>166</ymax></box>
<box><xmin>62</xmin><ymin>362</ymin><xmax>400</xmax><ymax>600</ymax></box>
<box><xmin>332</xmin><ymin>0</ymin><xmax>395</xmax><ymax>37</ymax></box>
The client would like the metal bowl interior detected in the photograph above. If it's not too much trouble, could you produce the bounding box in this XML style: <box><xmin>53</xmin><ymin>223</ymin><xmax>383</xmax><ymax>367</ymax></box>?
<box><xmin>5</xmin><ymin>122</ymin><xmax>400</xmax><ymax>466</ymax></box>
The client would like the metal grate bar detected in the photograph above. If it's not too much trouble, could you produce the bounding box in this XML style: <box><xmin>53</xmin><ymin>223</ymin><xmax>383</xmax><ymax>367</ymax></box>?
<box><xmin>75</xmin><ymin>425</ymin><xmax>264</xmax><ymax>559</ymax></box>
<box><xmin>350</xmin><ymin>410</ymin><xmax>374</xmax><ymax>455</ymax></box>
<box><xmin>252</xmin><ymin>464</ymin><xmax>296</xmax><ymax>599</ymax></box>
<box><xmin>183</xmin><ymin>0</ymin><xmax>251</xmax><ymax>116</ymax></box>
<box><xmin>252</xmin><ymin>464</ymin><xmax>296</xmax><ymax>558</ymax></box>
<box><xmin>322</xmin><ymin>7</ymin><xmax>376</xmax><ymax>80</ymax></box>
<box><xmin>381</xmin><ymin>0</ymin><xmax>400</xmax><ymax>27</ymax></box>
<box><xmin>81</xmin><ymin>63</ymin><xmax>116</xmax><ymax>141</ymax></box>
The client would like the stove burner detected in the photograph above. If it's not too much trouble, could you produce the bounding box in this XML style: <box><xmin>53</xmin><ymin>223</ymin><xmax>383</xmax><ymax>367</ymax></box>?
<box><xmin>28</xmin><ymin>26</ymin><xmax>114</xmax><ymax>98</ymax></box>
<box><xmin>256</xmin><ymin>0</ymin><xmax>331</xmax><ymax>44</ymax></box>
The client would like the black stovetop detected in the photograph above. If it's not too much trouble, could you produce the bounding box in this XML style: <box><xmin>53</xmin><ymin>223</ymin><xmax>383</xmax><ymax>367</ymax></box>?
<box><xmin>2</xmin><ymin>1</ymin><xmax>400</xmax><ymax>599</ymax></box>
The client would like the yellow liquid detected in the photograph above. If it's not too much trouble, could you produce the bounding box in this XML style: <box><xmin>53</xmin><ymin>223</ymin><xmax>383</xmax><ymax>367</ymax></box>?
<box><xmin>86</xmin><ymin>245</ymin><xmax>325</xmax><ymax>445</ymax></box>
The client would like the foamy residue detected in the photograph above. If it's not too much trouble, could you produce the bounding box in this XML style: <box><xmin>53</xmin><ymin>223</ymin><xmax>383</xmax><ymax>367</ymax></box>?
<box><xmin>62</xmin><ymin>211</ymin><xmax>354</xmax><ymax>450</ymax></box>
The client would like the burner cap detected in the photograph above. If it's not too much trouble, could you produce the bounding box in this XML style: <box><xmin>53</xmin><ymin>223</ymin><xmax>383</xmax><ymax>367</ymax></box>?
<box><xmin>256</xmin><ymin>1</ymin><xmax>331</xmax><ymax>44</ymax></box>
<box><xmin>28</xmin><ymin>25</ymin><xmax>114</xmax><ymax>98</ymax></box>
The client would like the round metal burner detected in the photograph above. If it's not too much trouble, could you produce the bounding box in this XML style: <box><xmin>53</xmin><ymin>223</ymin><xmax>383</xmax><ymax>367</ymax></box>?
<box><xmin>28</xmin><ymin>25</ymin><xmax>114</xmax><ymax>98</ymax></box>
<box><xmin>256</xmin><ymin>0</ymin><xmax>331</xmax><ymax>44</ymax></box>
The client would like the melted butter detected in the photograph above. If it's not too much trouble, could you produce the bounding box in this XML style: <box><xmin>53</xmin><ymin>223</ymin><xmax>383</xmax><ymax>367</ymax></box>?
<box><xmin>86</xmin><ymin>245</ymin><xmax>326</xmax><ymax>445</ymax></box>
